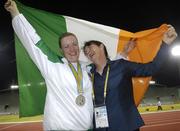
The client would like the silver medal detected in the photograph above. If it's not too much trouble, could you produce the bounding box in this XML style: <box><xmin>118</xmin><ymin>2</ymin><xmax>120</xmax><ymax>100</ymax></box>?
<box><xmin>76</xmin><ymin>94</ymin><xmax>85</xmax><ymax>106</ymax></box>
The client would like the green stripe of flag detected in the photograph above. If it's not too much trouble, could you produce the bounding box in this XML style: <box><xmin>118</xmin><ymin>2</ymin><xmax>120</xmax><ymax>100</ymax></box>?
<box><xmin>36</xmin><ymin>40</ymin><xmax>63</xmax><ymax>63</ymax></box>
<box><xmin>16</xmin><ymin>1</ymin><xmax>67</xmax><ymax>117</ymax></box>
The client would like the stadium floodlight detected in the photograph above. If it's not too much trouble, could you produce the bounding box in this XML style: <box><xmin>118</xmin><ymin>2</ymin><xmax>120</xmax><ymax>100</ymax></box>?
<box><xmin>149</xmin><ymin>80</ymin><xmax>155</xmax><ymax>84</ymax></box>
<box><xmin>10</xmin><ymin>85</ymin><xmax>19</xmax><ymax>89</ymax></box>
<box><xmin>171</xmin><ymin>45</ymin><xmax>180</xmax><ymax>56</ymax></box>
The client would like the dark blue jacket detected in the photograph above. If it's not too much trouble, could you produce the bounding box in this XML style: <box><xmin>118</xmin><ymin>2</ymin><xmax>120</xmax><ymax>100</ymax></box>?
<box><xmin>91</xmin><ymin>44</ymin><xmax>169</xmax><ymax>131</ymax></box>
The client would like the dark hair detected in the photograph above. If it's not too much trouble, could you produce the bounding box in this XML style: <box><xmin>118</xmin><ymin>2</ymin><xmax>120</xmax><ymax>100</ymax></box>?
<box><xmin>83</xmin><ymin>40</ymin><xmax>109</xmax><ymax>58</ymax></box>
<box><xmin>59</xmin><ymin>32</ymin><xmax>77</xmax><ymax>48</ymax></box>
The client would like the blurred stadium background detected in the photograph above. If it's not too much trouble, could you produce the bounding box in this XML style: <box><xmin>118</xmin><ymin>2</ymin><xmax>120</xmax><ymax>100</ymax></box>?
<box><xmin>0</xmin><ymin>84</ymin><xmax>180</xmax><ymax>122</ymax></box>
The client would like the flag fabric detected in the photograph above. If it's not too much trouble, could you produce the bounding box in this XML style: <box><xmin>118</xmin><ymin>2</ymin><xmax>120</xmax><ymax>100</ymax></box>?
<box><xmin>15</xmin><ymin>2</ymin><xmax>168</xmax><ymax>117</ymax></box>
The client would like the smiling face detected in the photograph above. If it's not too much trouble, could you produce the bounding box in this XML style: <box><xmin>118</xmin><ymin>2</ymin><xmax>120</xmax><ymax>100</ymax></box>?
<box><xmin>61</xmin><ymin>35</ymin><xmax>80</xmax><ymax>63</ymax></box>
<box><xmin>84</xmin><ymin>43</ymin><xmax>104</xmax><ymax>64</ymax></box>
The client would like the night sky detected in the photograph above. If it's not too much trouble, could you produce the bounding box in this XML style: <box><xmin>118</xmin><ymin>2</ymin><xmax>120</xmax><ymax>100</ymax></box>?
<box><xmin>0</xmin><ymin>0</ymin><xmax>180</xmax><ymax>91</ymax></box>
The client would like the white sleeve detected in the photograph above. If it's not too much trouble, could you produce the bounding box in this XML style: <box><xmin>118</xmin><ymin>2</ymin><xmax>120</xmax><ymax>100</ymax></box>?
<box><xmin>12</xmin><ymin>14</ymin><xmax>51</xmax><ymax>76</ymax></box>
<box><xmin>115</xmin><ymin>53</ymin><xmax>128</xmax><ymax>60</ymax></box>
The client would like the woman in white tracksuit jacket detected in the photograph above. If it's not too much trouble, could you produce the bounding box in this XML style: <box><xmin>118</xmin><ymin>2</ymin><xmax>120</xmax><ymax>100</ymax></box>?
<box><xmin>5</xmin><ymin>0</ymin><xmax>93</xmax><ymax>130</ymax></box>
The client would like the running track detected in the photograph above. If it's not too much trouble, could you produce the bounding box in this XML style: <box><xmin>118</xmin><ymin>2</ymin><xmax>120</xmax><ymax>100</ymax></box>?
<box><xmin>0</xmin><ymin>110</ymin><xmax>180</xmax><ymax>131</ymax></box>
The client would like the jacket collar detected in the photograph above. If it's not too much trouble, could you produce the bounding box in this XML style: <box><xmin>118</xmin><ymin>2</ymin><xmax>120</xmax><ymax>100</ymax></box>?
<box><xmin>90</xmin><ymin>58</ymin><xmax>111</xmax><ymax>73</ymax></box>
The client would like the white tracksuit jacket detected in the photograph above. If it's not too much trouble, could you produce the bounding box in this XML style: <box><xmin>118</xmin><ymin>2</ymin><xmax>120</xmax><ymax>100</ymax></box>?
<box><xmin>12</xmin><ymin>14</ymin><xmax>93</xmax><ymax>131</ymax></box>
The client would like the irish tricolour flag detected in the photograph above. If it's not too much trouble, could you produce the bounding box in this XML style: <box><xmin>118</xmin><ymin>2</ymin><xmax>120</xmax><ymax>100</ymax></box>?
<box><xmin>15</xmin><ymin>1</ymin><xmax>168</xmax><ymax>117</ymax></box>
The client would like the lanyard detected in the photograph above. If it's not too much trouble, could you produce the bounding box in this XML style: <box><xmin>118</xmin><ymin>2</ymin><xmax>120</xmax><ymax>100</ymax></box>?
<box><xmin>69</xmin><ymin>62</ymin><xmax>83</xmax><ymax>94</ymax></box>
<box><xmin>92</xmin><ymin>65</ymin><xmax>110</xmax><ymax>105</ymax></box>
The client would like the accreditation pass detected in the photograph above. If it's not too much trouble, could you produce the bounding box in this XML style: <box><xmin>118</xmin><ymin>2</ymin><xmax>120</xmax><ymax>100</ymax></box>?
<box><xmin>94</xmin><ymin>105</ymin><xmax>109</xmax><ymax>128</ymax></box>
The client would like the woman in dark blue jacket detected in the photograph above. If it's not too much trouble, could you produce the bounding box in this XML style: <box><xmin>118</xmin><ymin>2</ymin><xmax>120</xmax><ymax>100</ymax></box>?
<box><xmin>83</xmin><ymin>26</ymin><xmax>177</xmax><ymax>131</ymax></box>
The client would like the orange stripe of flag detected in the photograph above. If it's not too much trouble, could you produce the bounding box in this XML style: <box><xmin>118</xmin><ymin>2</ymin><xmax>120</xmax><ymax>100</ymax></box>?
<box><xmin>117</xmin><ymin>24</ymin><xmax>168</xmax><ymax>106</ymax></box>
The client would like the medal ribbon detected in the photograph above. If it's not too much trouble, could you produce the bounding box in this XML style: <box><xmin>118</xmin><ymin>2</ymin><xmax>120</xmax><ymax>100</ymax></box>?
<box><xmin>92</xmin><ymin>65</ymin><xmax>110</xmax><ymax>105</ymax></box>
<box><xmin>69</xmin><ymin>62</ymin><xmax>83</xmax><ymax>94</ymax></box>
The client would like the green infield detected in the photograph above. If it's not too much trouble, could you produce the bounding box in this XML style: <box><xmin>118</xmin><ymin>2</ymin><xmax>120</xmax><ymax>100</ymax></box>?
<box><xmin>138</xmin><ymin>103</ymin><xmax>180</xmax><ymax>113</ymax></box>
<box><xmin>0</xmin><ymin>114</ymin><xmax>42</xmax><ymax>123</ymax></box>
